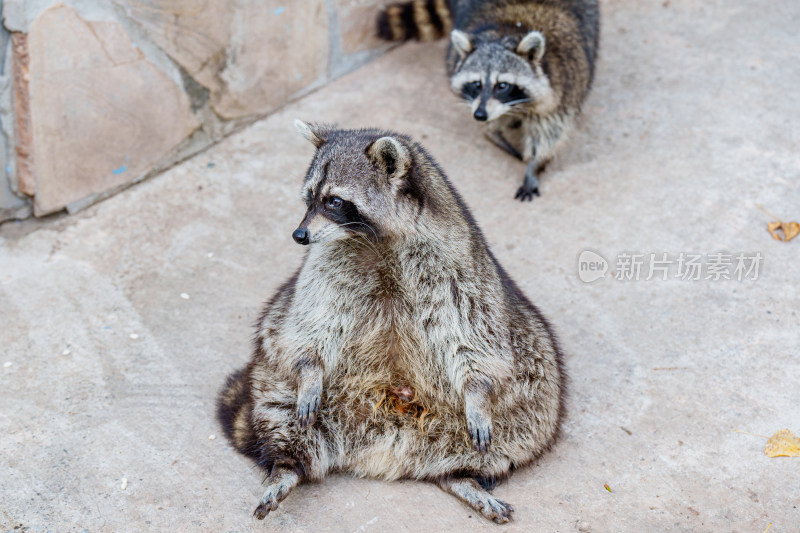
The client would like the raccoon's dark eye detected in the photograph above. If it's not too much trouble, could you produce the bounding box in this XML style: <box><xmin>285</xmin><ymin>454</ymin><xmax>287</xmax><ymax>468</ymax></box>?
<box><xmin>461</xmin><ymin>80</ymin><xmax>482</xmax><ymax>99</ymax></box>
<box><xmin>495</xmin><ymin>83</ymin><xmax>529</xmax><ymax>104</ymax></box>
<box><xmin>326</xmin><ymin>196</ymin><xmax>343</xmax><ymax>210</ymax></box>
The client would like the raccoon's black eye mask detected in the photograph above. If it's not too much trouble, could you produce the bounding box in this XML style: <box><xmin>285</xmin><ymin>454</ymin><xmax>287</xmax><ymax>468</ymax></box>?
<box><xmin>494</xmin><ymin>83</ymin><xmax>529</xmax><ymax>105</ymax></box>
<box><xmin>320</xmin><ymin>196</ymin><xmax>377</xmax><ymax>240</ymax></box>
<box><xmin>461</xmin><ymin>80</ymin><xmax>482</xmax><ymax>99</ymax></box>
<box><xmin>460</xmin><ymin>80</ymin><xmax>529</xmax><ymax>105</ymax></box>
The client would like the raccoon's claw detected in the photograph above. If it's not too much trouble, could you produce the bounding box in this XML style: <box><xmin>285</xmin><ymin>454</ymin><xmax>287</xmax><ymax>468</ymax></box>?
<box><xmin>296</xmin><ymin>389</ymin><xmax>321</xmax><ymax>427</ymax></box>
<box><xmin>253</xmin><ymin>499</ymin><xmax>278</xmax><ymax>520</ymax></box>
<box><xmin>514</xmin><ymin>185</ymin><xmax>540</xmax><ymax>202</ymax></box>
<box><xmin>468</xmin><ymin>418</ymin><xmax>493</xmax><ymax>453</ymax></box>
<box><xmin>518</xmin><ymin>161</ymin><xmax>541</xmax><ymax>201</ymax></box>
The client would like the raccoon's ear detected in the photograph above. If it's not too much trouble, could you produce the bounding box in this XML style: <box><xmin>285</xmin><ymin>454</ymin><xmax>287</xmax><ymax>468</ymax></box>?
<box><xmin>516</xmin><ymin>30</ymin><xmax>545</xmax><ymax>62</ymax></box>
<box><xmin>294</xmin><ymin>119</ymin><xmax>327</xmax><ymax>148</ymax></box>
<box><xmin>366</xmin><ymin>137</ymin><xmax>411</xmax><ymax>179</ymax></box>
<box><xmin>450</xmin><ymin>30</ymin><xmax>473</xmax><ymax>58</ymax></box>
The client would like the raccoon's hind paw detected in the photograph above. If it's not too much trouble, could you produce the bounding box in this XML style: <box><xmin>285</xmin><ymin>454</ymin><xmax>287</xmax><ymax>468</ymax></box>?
<box><xmin>514</xmin><ymin>183</ymin><xmax>540</xmax><ymax>202</ymax></box>
<box><xmin>253</xmin><ymin>468</ymin><xmax>300</xmax><ymax>519</ymax></box>
<box><xmin>253</xmin><ymin>499</ymin><xmax>278</xmax><ymax>520</ymax></box>
<box><xmin>478</xmin><ymin>495</ymin><xmax>515</xmax><ymax>524</ymax></box>
<box><xmin>440</xmin><ymin>477</ymin><xmax>514</xmax><ymax>524</ymax></box>
<box><xmin>296</xmin><ymin>386</ymin><xmax>321</xmax><ymax>428</ymax></box>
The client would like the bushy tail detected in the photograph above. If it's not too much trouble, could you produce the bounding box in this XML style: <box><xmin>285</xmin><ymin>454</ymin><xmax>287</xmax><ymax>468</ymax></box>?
<box><xmin>377</xmin><ymin>0</ymin><xmax>453</xmax><ymax>42</ymax></box>
<box><xmin>216</xmin><ymin>368</ymin><xmax>259</xmax><ymax>460</ymax></box>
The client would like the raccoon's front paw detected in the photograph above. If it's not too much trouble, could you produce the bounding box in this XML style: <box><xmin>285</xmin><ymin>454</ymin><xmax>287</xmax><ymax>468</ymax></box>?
<box><xmin>296</xmin><ymin>386</ymin><xmax>321</xmax><ymax>428</ymax></box>
<box><xmin>514</xmin><ymin>183</ymin><xmax>540</xmax><ymax>202</ymax></box>
<box><xmin>516</xmin><ymin>164</ymin><xmax>541</xmax><ymax>202</ymax></box>
<box><xmin>467</xmin><ymin>412</ymin><xmax>493</xmax><ymax>453</ymax></box>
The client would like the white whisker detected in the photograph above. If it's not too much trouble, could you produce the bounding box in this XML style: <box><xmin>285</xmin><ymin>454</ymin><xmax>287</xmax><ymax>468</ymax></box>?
<box><xmin>504</xmin><ymin>98</ymin><xmax>532</xmax><ymax>106</ymax></box>
<box><xmin>339</xmin><ymin>222</ymin><xmax>381</xmax><ymax>256</ymax></box>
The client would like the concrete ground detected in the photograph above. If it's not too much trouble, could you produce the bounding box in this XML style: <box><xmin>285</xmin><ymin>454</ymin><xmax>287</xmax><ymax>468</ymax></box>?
<box><xmin>2</xmin><ymin>0</ymin><xmax>799</xmax><ymax>531</ymax></box>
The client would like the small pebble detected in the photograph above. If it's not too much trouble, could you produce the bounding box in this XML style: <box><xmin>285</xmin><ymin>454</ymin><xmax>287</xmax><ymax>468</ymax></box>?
<box><xmin>207</xmin><ymin>252</ymin><xmax>214</xmax><ymax>258</ymax></box>
<box><xmin>3</xmin><ymin>362</ymin><xmax>12</xmax><ymax>368</ymax></box>
<box><xmin>180</xmin><ymin>293</ymin><xmax>190</xmax><ymax>300</ymax></box>
<box><xmin>208</xmin><ymin>435</ymin><xmax>216</xmax><ymax>440</ymax></box>
<box><xmin>120</xmin><ymin>477</ymin><xmax>128</xmax><ymax>490</ymax></box>
<box><xmin>62</xmin><ymin>349</ymin><xmax>71</xmax><ymax>355</ymax></box>
<box><xmin>129</xmin><ymin>333</ymin><xmax>139</xmax><ymax>340</ymax></box>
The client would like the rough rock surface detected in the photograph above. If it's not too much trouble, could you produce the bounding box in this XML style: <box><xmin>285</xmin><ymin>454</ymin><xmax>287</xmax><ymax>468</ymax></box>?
<box><xmin>26</xmin><ymin>5</ymin><xmax>199</xmax><ymax>215</ymax></box>
<box><xmin>211</xmin><ymin>1</ymin><xmax>330</xmax><ymax>119</ymax></box>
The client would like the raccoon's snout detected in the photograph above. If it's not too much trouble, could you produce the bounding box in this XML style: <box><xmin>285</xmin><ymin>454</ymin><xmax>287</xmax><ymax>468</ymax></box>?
<box><xmin>292</xmin><ymin>228</ymin><xmax>310</xmax><ymax>245</ymax></box>
<box><xmin>473</xmin><ymin>107</ymin><xmax>488</xmax><ymax>121</ymax></box>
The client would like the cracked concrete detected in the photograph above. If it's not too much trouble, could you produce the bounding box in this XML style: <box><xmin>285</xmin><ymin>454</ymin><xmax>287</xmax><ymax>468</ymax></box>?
<box><xmin>1</xmin><ymin>0</ymin><xmax>799</xmax><ymax>531</ymax></box>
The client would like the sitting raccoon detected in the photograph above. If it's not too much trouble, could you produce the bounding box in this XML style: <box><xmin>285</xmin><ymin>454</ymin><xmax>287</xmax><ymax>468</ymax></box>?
<box><xmin>378</xmin><ymin>0</ymin><xmax>599</xmax><ymax>201</ymax></box>
<box><xmin>217</xmin><ymin>122</ymin><xmax>565</xmax><ymax>523</ymax></box>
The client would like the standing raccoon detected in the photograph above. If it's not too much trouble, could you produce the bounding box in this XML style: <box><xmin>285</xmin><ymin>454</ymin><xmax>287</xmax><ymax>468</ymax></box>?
<box><xmin>378</xmin><ymin>0</ymin><xmax>599</xmax><ymax>201</ymax></box>
<box><xmin>217</xmin><ymin>122</ymin><xmax>565</xmax><ymax>523</ymax></box>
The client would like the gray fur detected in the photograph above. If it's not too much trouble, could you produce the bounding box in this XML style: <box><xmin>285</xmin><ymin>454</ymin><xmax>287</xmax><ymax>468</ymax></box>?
<box><xmin>217</xmin><ymin>124</ymin><xmax>565</xmax><ymax>523</ymax></box>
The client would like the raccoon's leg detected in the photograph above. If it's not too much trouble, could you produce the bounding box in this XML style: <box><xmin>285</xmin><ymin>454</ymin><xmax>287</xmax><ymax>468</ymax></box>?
<box><xmin>515</xmin><ymin>127</ymin><xmax>540</xmax><ymax>201</ymax></box>
<box><xmin>253</xmin><ymin>465</ymin><xmax>301</xmax><ymax>519</ymax></box>
<box><xmin>245</xmin><ymin>358</ymin><xmax>332</xmax><ymax>519</ymax></box>
<box><xmin>485</xmin><ymin>130</ymin><xmax>523</xmax><ymax>160</ymax></box>
<box><xmin>464</xmin><ymin>385</ymin><xmax>494</xmax><ymax>453</ymax></box>
<box><xmin>437</xmin><ymin>476</ymin><xmax>514</xmax><ymax>524</ymax></box>
<box><xmin>294</xmin><ymin>358</ymin><xmax>323</xmax><ymax>427</ymax></box>
<box><xmin>516</xmin><ymin>113</ymin><xmax>571</xmax><ymax>201</ymax></box>
<box><xmin>448</xmin><ymin>348</ymin><xmax>513</xmax><ymax>453</ymax></box>
<box><xmin>248</xmin><ymin>401</ymin><xmax>332</xmax><ymax>519</ymax></box>
<box><xmin>515</xmin><ymin>159</ymin><xmax>541</xmax><ymax>201</ymax></box>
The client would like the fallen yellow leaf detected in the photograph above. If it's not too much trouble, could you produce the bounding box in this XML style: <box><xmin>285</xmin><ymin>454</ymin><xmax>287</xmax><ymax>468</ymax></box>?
<box><xmin>783</xmin><ymin>221</ymin><xmax>800</xmax><ymax>242</ymax></box>
<box><xmin>767</xmin><ymin>221</ymin><xmax>782</xmax><ymax>241</ymax></box>
<box><xmin>758</xmin><ymin>205</ymin><xmax>799</xmax><ymax>242</ymax></box>
<box><xmin>764</xmin><ymin>429</ymin><xmax>800</xmax><ymax>457</ymax></box>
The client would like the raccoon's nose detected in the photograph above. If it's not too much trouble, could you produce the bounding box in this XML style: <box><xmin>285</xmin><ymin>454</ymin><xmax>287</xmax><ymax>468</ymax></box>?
<box><xmin>473</xmin><ymin>108</ymin><xmax>488</xmax><ymax>121</ymax></box>
<box><xmin>292</xmin><ymin>228</ymin><xmax>310</xmax><ymax>245</ymax></box>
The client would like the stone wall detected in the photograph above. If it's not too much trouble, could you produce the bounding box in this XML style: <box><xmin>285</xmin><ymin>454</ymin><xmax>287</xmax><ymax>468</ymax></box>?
<box><xmin>0</xmin><ymin>0</ymin><xmax>390</xmax><ymax>221</ymax></box>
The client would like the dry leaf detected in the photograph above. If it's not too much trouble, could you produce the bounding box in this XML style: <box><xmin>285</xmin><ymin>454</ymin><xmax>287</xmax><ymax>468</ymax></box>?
<box><xmin>758</xmin><ymin>205</ymin><xmax>799</xmax><ymax>242</ymax></box>
<box><xmin>767</xmin><ymin>221</ymin><xmax>782</xmax><ymax>241</ymax></box>
<box><xmin>768</xmin><ymin>221</ymin><xmax>800</xmax><ymax>242</ymax></box>
<box><xmin>783</xmin><ymin>221</ymin><xmax>800</xmax><ymax>241</ymax></box>
<box><xmin>764</xmin><ymin>429</ymin><xmax>800</xmax><ymax>457</ymax></box>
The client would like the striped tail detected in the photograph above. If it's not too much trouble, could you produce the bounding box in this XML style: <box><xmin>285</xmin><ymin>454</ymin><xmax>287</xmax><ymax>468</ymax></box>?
<box><xmin>377</xmin><ymin>0</ymin><xmax>453</xmax><ymax>42</ymax></box>
<box><xmin>216</xmin><ymin>368</ymin><xmax>259</xmax><ymax>460</ymax></box>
